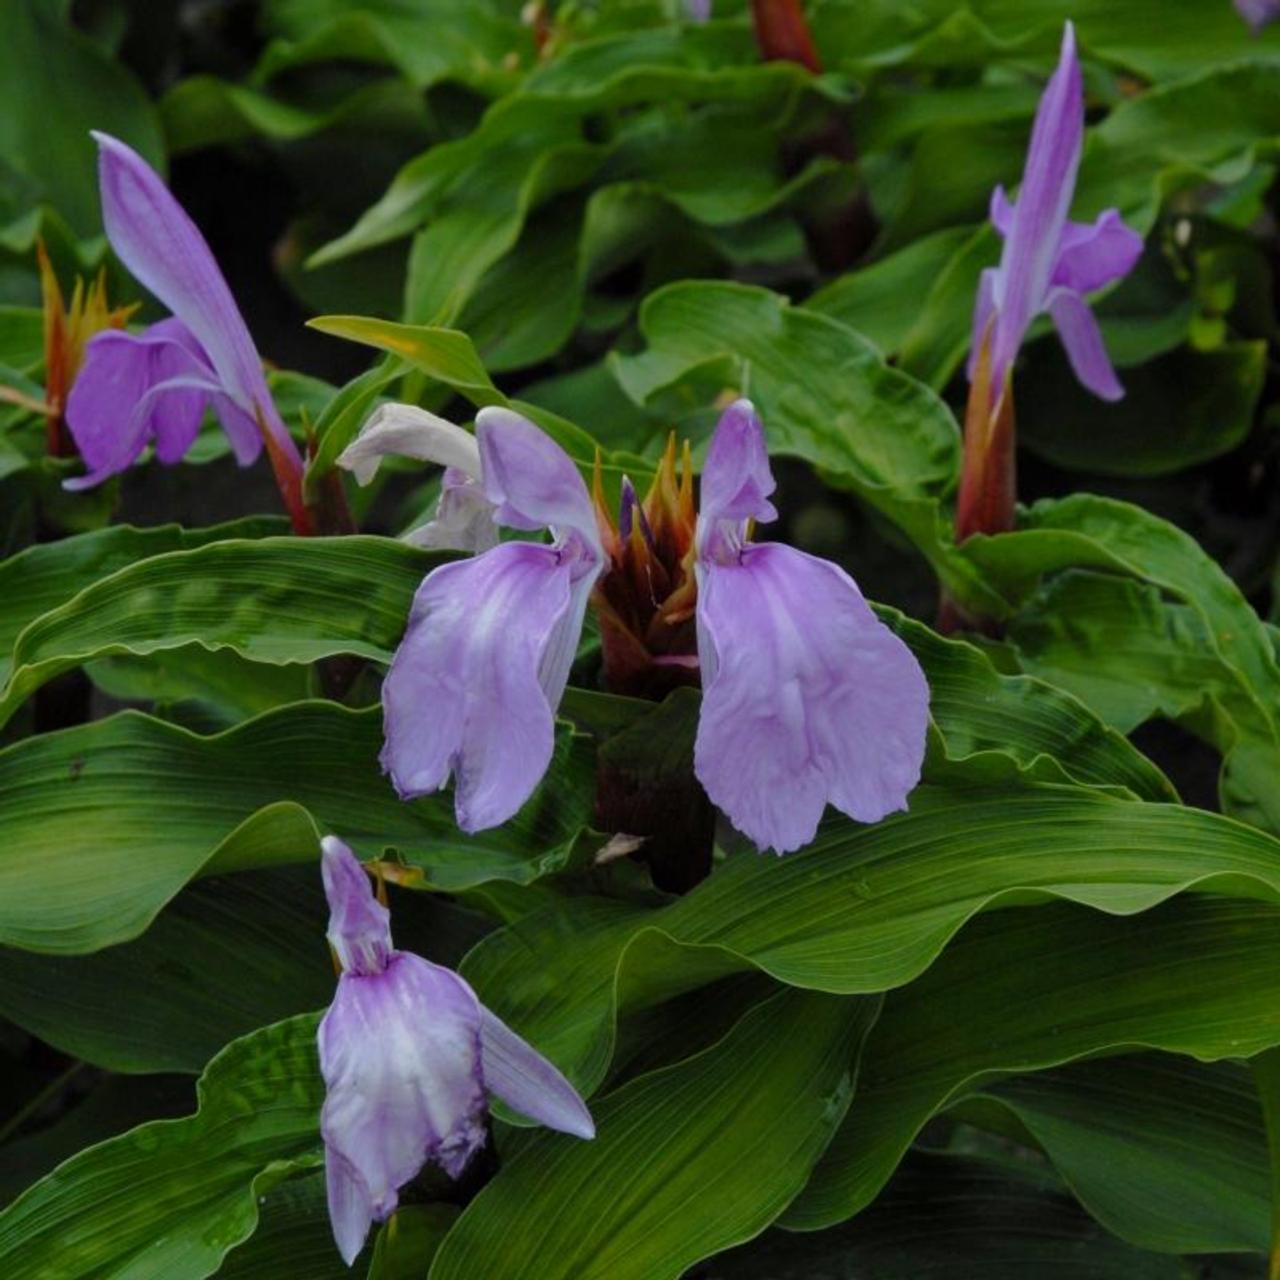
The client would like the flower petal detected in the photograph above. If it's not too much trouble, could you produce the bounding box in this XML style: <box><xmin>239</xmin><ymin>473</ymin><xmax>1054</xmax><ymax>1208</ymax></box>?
<box><xmin>325</xmin><ymin>1148</ymin><xmax>374</xmax><ymax>1267</ymax></box>
<box><xmin>338</xmin><ymin>403</ymin><xmax>482</xmax><ymax>488</ymax></box>
<box><xmin>694</xmin><ymin>543</ymin><xmax>929</xmax><ymax>854</ymax></box>
<box><xmin>318</xmin><ymin>954</ymin><xmax>486</xmax><ymax>1226</ymax></box>
<box><xmin>989</xmin><ymin>184</ymin><xmax>1014</xmax><ymax>237</ymax></box>
<box><xmin>321</xmin><ymin>836</ymin><xmax>393</xmax><ymax>977</ymax></box>
<box><xmin>966</xmin><ymin>267</ymin><xmax>999</xmax><ymax>383</ymax></box>
<box><xmin>1236</xmin><ymin>0</ymin><xmax>1280</xmax><ymax>31</ymax></box>
<box><xmin>989</xmin><ymin>22</ymin><xmax>1083</xmax><ymax>384</ymax></box>
<box><xmin>402</xmin><ymin>468</ymin><xmax>500</xmax><ymax>554</ymax></box>
<box><xmin>380</xmin><ymin>541</ymin><xmax>583</xmax><ymax>831</ymax></box>
<box><xmin>697</xmin><ymin>399</ymin><xmax>778</xmax><ymax>532</ymax></box>
<box><xmin>92</xmin><ymin>132</ymin><xmax>299</xmax><ymax>467</ymax></box>
<box><xmin>1047</xmin><ymin>287</ymin><xmax>1124</xmax><ymax>401</ymax></box>
<box><xmin>1052</xmin><ymin>209</ymin><xmax>1144</xmax><ymax>295</ymax></box>
<box><xmin>475</xmin><ymin>407</ymin><xmax>600</xmax><ymax>553</ymax></box>
<box><xmin>478</xmin><ymin>1007</ymin><xmax>595</xmax><ymax>1139</ymax></box>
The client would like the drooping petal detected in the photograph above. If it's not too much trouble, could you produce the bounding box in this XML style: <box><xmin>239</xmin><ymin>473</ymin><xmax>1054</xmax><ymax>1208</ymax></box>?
<box><xmin>697</xmin><ymin>399</ymin><xmax>778</xmax><ymax>534</ymax></box>
<box><xmin>988</xmin><ymin>22</ymin><xmax>1084</xmax><ymax>384</ymax></box>
<box><xmin>1047</xmin><ymin>287</ymin><xmax>1124</xmax><ymax>401</ymax></box>
<box><xmin>380</xmin><ymin>541</ymin><xmax>587</xmax><ymax>831</ymax></box>
<box><xmin>337</xmin><ymin>403</ymin><xmax>482</xmax><ymax>488</ymax></box>
<box><xmin>402</xmin><ymin>467</ymin><xmax>500</xmax><ymax>554</ymax></box>
<box><xmin>318</xmin><ymin>954</ymin><xmax>486</xmax><ymax>1251</ymax></box>
<box><xmin>321</xmin><ymin>836</ymin><xmax>392</xmax><ymax>977</ymax></box>
<box><xmin>1051</xmin><ymin>209</ymin><xmax>1144</xmax><ymax>294</ymax></box>
<box><xmin>965</xmin><ymin>267</ymin><xmax>999</xmax><ymax>383</ymax></box>
<box><xmin>694</xmin><ymin>543</ymin><xmax>929</xmax><ymax>854</ymax></box>
<box><xmin>92</xmin><ymin>132</ymin><xmax>299</xmax><ymax>466</ymax></box>
<box><xmin>475</xmin><ymin>407</ymin><xmax>600</xmax><ymax>554</ymax></box>
<box><xmin>325</xmin><ymin>1149</ymin><xmax>374</xmax><ymax>1267</ymax></box>
<box><xmin>478</xmin><ymin>1007</ymin><xmax>596</xmax><ymax>1139</ymax></box>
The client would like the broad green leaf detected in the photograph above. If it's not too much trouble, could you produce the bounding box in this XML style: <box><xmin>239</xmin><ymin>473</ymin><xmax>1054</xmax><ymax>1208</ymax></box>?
<box><xmin>0</xmin><ymin>701</ymin><xmax>593</xmax><ymax>953</ymax></box>
<box><xmin>968</xmin><ymin>1056</ymin><xmax>1269</xmax><ymax>1254</ymax></box>
<box><xmin>368</xmin><ymin>1205</ymin><xmax>458</xmax><ymax>1280</ymax></box>
<box><xmin>709</xmin><ymin>1151</ymin><xmax>1184</xmax><ymax>1279</ymax></box>
<box><xmin>0</xmin><ymin>1</ymin><xmax>164</xmax><ymax>237</ymax></box>
<box><xmin>0</xmin><ymin>865</ymin><xmax>491</xmax><ymax>1072</ymax></box>
<box><xmin>217</xmin><ymin>1173</ymin><xmax>348</xmax><ymax>1280</ymax></box>
<box><xmin>0</xmin><ymin>519</ymin><xmax>285</xmax><ymax>686</ymax></box>
<box><xmin>1018</xmin><ymin>341</ymin><xmax>1266</xmax><ymax>477</ymax></box>
<box><xmin>0</xmin><ymin>1014</ymin><xmax>324</xmax><ymax>1280</ymax></box>
<box><xmin>429</xmin><ymin>989</ymin><xmax>879</xmax><ymax>1280</ymax></box>
<box><xmin>463</xmin><ymin>782</ymin><xmax>1280</xmax><ymax>1097</ymax></box>
<box><xmin>786</xmin><ymin>897</ymin><xmax>1280</xmax><ymax>1229</ymax></box>
<box><xmin>0</xmin><ymin>535</ymin><xmax>435</xmax><ymax>727</ymax></box>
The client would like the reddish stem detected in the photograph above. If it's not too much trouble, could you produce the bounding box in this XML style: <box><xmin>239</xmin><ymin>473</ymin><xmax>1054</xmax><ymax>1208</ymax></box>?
<box><xmin>750</xmin><ymin>0</ymin><xmax>822</xmax><ymax>72</ymax></box>
<box><xmin>259</xmin><ymin>410</ymin><xmax>313</xmax><ymax>536</ymax></box>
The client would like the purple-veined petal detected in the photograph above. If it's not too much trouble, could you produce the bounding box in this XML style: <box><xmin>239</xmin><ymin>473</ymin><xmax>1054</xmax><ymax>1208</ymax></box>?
<box><xmin>321</xmin><ymin>836</ymin><xmax>392</xmax><ymax>977</ymax></box>
<box><xmin>685</xmin><ymin>0</ymin><xmax>712</xmax><ymax>20</ymax></box>
<box><xmin>1052</xmin><ymin>209</ymin><xmax>1144</xmax><ymax>294</ymax></box>
<box><xmin>1047</xmin><ymin>287</ymin><xmax>1124</xmax><ymax>401</ymax></box>
<box><xmin>380</xmin><ymin>540</ymin><xmax>595</xmax><ymax>831</ymax></box>
<box><xmin>694</xmin><ymin>543</ymin><xmax>928</xmax><ymax>854</ymax></box>
<box><xmin>475</xmin><ymin>406</ymin><xmax>600</xmax><ymax>553</ymax></box>
<box><xmin>988</xmin><ymin>22</ymin><xmax>1083</xmax><ymax>385</ymax></box>
<box><xmin>478</xmin><ymin>1007</ymin><xmax>595</xmax><ymax>1139</ymax></box>
<box><xmin>325</xmin><ymin>1150</ymin><xmax>374</xmax><ymax>1267</ymax></box>
<box><xmin>318</xmin><ymin>953</ymin><xmax>487</xmax><ymax>1259</ymax></box>
<box><xmin>92</xmin><ymin>132</ymin><xmax>300</xmax><ymax>467</ymax></box>
<box><xmin>338</xmin><ymin>403</ymin><xmax>482</xmax><ymax>488</ymax></box>
<box><xmin>211</xmin><ymin>394</ymin><xmax>266</xmax><ymax>466</ymax></box>
<box><xmin>698</xmin><ymin>399</ymin><xmax>778</xmax><ymax>533</ymax></box>
<box><xmin>966</xmin><ymin>267</ymin><xmax>999</xmax><ymax>382</ymax></box>
<box><xmin>1236</xmin><ymin>0</ymin><xmax>1280</xmax><ymax>30</ymax></box>
<box><xmin>402</xmin><ymin>468</ymin><xmax>501</xmax><ymax>554</ymax></box>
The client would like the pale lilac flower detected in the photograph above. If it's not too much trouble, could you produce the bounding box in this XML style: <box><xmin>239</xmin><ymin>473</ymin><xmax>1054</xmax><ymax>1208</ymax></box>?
<box><xmin>1236</xmin><ymin>0</ymin><xmax>1280</xmax><ymax>30</ymax></box>
<box><xmin>968</xmin><ymin>23</ymin><xmax>1142</xmax><ymax>404</ymax></box>
<box><xmin>318</xmin><ymin>836</ymin><xmax>593</xmax><ymax>1265</ymax></box>
<box><xmin>337</xmin><ymin>404</ymin><xmax>498</xmax><ymax>552</ymax></box>
<box><xmin>380</xmin><ymin>401</ymin><xmax>928</xmax><ymax>854</ymax></box>
<box><xmin>64</xmin><ymin>133</ymin><xmax>305</xmax><ymax>511</ymax></box>
<box><xmin>685</xmin><ymin>0</ymin><xmax>712</xmax><ymax>19</ymax></box>
<box><xmin>692</xmin><ymin>402</ymin><xmax>929</xmax><ymax>852</ymax></box>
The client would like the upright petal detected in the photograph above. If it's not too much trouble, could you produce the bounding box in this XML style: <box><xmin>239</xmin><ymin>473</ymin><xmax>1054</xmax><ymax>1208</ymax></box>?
<box><xmin>1236</xmin><ymin>0</ymin><xmax>1280</xmax><ymax>31</ymax></box>
<box><xmin>694</xmin><ymin>543</ymin><xmax>928</xmax><ymax>853</ymax></box>
<box><xmin>321</xmin><ymin>836</ymin><xmax>392</xmax><ymax>977</ymax></box>
<box><xmin>989</xmin><ymin>22</ymin><xmax>1083</xmax><ymax>383</ymax></box>
<box><xmin>381</xmin><ymin>541</ymin><xmax>585</xmax><ymax>831</ymax></box>
<box><xmin>318</xmin><ymin>954</ymin><xmax>486</xmax><ymax>1256</ymax></box>
<box><xmin>1047</xmin><ymin>287</ymin><xmax>1124</xmax><ymax>401</ymax></box>
<box><xmin>476</xmin><ymin>407</ymin><xmax>600</xmax><ymax>553</ymax></box>
<box><xmin>338</xmin><ymin>404</ymin><xmax>482</xmax><ymax>488</ymax></box>
<box><xmin>92</xmin><ymin>132</ymin><xmax>299</xmax><ymax>465</ymax></box>
<box><xmin>1051</xmin><ymin>209</ymin><xmax>1144</xmax><ymax>294</ymax></box>
<box><xmin>697</xmin><ymin>399</ymin><xmax>778</xmax><ymax>533</ymax></box>
<box><xmin>966</xmin><ymin>267</ymin><xmax>999</xmax><ymax>383</ymax></box>
<box><xmin>478</xmin><ymin>1007</ymin><xmax>595</xmax><ymax>1139</ymax></box>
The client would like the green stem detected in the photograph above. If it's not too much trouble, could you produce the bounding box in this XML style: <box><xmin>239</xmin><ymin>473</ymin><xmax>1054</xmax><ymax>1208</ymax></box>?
<box><xmin>1251</xmin><ymin>1047</ymin><xmax>1280</xmax><ymax>1280</ymax></box>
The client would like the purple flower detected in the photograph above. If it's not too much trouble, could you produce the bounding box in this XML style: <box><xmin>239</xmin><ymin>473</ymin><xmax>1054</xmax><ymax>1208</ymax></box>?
<box><xmin>1236</xmin><ymin>0</ymin><xmax>1280</xmax><ymax>30</ymax></box>
<box><xmin>380</xmin><ymin>401</ymin><xmax>928</xmax><ymax>854</ymax></box>
<box><xmin>318</xmin><ymin>836</ymin><xmax>593</xmax><ymax>1265</ymax></box>
<box><xmin>64</xmin><ymin>134</ymin><xmax>307</xmax><ymax>527</ymax></box>
<box><xmin>968</xmin><ymin>23</ymin><xmax>1142</xmax><ymax>405</ymax></box>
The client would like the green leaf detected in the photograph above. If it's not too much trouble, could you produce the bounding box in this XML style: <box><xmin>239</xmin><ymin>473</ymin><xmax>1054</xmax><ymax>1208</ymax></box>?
<box><xmin>710</xmin><ymin>1151</ymin><xmax>1185</xmax><ymax>1279</ymax></box>
<box><xmin>0</xmin><ymin>1014</ymin><xmax>323</xmax><ymax>1279</ymax></box>
<box><xmin>0</xmin><ymin>1</ymin><xmax>164</xmax><ymax>237</ymax></box>
<box><xmin>967</xmin><ymin>1055</ymin><xmax>1269</xmax><ymax>1254</ymax></box>
<box><xmin>429</xmin><ymin>989</ymin><xmax>879</xmax><ymax>1280</ymax></box>
<box><xmin>217</xmin><ymin>1173</ymin><xmax>349</xmax><ymax>1280</ymax></box>
<box><xmin>463</xmin><ymin>781</ymin><xmax>1280</xmax><ymax>1100</ymax></box>
<box><xmin>0</xmin><ymin>535</ymin><xmax>435</xmax><ymax>727</ymax></box>
<box><xmin>0</xmin><ymin>864</ymin><xmax>490</xmax><ymax>1072</ymax></box>
<box><xmin>0</xmin><ymin>519</ymin><xmax>286</xmax><ymax>686</ymax></box>
<box><xmin>786</xmin><ymin>897</ymin><xmax>1280</xmax><ymax>1229</ymax></box>
<box><xmin>368</xmin><ymin>1205</ymin><xmax>458</xmax><ymax>1280</ymax></box>
<box><xmin>1018</xmin><ymin>341</ymin><xmax>1266</xmax><ymax>477</ymax></box>
<box><xmin>0</xmin><ymin>701</ymin><xmax>593</xmax><ymax>954</ymax></box>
